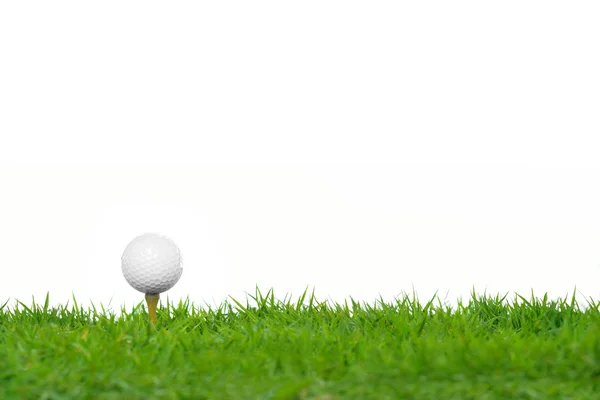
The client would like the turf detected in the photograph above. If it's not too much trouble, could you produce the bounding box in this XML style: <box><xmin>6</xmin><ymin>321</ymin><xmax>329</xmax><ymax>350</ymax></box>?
<box><xmin>1</xmin><ymin>288</ymin><xmax>600</xmax><ymax>399</ymax></box>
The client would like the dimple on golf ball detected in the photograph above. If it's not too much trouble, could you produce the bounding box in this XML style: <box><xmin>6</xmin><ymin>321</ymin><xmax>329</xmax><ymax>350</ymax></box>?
<box><xmin>121</xmin><ymin>233</ymin><xmax>183</xmax><ymax>295</ymax></box>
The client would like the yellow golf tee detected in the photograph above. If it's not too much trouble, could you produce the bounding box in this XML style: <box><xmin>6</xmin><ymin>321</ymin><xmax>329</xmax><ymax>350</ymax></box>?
<box><xmin>145</xmin><ymin>293</ymin><xmax>160</xmax><ymax>325</ymax></box>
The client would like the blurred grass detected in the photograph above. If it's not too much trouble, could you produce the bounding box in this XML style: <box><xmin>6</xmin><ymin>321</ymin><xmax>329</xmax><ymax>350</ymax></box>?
<box><xmin>1</xmin><ymin>288</ymin><xmax>600</xmax><ymax>399</ymax></box>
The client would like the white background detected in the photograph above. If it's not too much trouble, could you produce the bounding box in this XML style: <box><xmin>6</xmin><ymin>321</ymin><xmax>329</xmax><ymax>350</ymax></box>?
<box><xmin>1</xmin><ymin>2</ymin><xmax>600</xmax><ymax>311</ymax></box>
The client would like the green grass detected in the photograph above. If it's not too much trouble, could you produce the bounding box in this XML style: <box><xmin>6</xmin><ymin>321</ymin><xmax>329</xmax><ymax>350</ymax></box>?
<box><xmin>1</xmin><ymin>288</ymin><xmax>600</xmax><ymax>399</ymax></box>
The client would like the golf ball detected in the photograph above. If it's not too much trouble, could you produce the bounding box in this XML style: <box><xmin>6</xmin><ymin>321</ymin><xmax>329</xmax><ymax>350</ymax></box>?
<box><xmin>121</xmin><ymin>233</ymin><xmax>183</xmax><ymax>295</ymax></box>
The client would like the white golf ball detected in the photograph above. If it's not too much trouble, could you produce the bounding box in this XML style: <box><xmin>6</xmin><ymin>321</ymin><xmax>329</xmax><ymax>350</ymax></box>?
<box><xmin>121</xmin><ymin>233</ymin><xmax>183</xmax><ymax>295</ymax></box>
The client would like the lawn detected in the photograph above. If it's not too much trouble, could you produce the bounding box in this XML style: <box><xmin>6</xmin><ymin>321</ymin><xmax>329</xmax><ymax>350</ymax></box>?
<box><xmin>1</xmin><ymin>288</ymin><xmax>599</xmax><ymax>399</ymax></box>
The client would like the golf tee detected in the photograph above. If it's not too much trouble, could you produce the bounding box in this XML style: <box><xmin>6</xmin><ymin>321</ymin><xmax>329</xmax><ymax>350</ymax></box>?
<box><xmin>145</xmin><ymin>293</ymin><xmax>160</xmax><ymax>325</ymax></box>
